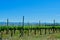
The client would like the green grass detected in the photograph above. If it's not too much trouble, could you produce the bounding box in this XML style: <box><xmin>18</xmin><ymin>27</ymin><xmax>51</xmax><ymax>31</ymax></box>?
<box><xmin>1</xmin><ymin>30</ymin><xmax>60</xmax><ymax>40</ymax></box>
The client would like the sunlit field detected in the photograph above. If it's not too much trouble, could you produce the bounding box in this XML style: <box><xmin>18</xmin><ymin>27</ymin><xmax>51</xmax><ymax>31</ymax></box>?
<box><xmin>0</xmin><ymin>25</ymin><xmax>60</xmax><ymax>40</ymax></box>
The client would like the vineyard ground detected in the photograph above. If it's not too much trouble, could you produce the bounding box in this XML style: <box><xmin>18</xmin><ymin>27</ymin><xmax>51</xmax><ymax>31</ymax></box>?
<box><xmin>1</xmin><ymin>30</ymin><xmax>60</xmax><ymax>40</ymax></box>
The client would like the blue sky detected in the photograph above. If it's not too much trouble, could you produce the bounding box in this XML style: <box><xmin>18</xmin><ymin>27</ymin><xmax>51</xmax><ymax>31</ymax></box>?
<box><xmin>0</xmin><ymin>0</ymin><xmax>60</xmax><ymax>23</ymax></box>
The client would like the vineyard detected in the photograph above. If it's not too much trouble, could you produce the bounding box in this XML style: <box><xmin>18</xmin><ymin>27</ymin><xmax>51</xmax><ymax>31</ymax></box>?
<box><xmin>0</xmin><ymin>16</ymin><xmax>60</xmax><ymax>40</ymax></box>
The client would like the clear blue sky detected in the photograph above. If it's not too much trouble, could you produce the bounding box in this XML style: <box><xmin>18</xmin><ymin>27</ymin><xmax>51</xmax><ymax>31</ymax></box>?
<box><xmin>0</xmin><ymin>0</ymin><xmax>60</xmax><ymax>23</ymax></box>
